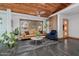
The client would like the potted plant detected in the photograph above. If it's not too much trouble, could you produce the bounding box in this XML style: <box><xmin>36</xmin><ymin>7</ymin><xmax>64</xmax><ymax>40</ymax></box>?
<box><xmin>0</xmin><ymin>31</ymin><xmax>17</xmax><ymax>48</ymax></box>
<box><xmin>0</xmin><ymin>31</ymin><xmax>17</xmax><ymax>55</ymax></box>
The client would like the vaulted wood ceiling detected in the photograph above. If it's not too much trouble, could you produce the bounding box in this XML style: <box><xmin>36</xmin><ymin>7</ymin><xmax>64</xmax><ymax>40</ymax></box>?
<box><xmin>0</xmin><ymin>3</ymin><xmax>71</xmax><ymax>17</ymax></box>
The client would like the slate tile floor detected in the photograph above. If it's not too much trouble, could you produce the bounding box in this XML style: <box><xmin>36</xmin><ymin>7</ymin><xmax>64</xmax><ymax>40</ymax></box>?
<box><xmin>1</xmin><ymin>39</ymin><xmax>79</xmax><ymax>56</ymax></box>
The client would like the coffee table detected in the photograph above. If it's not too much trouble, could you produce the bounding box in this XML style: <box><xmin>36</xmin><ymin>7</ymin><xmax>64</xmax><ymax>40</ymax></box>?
<box><xmin>31</xmin><ymin>36</ymin><xmax>45</xmax><ymax>45</ymax></box>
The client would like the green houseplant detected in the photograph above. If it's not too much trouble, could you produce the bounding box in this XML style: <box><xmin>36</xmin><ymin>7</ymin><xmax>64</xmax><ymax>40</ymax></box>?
<box><xmin>0</xmin><ymin>31</ymin><xmax>17</xmax><ymax>48</ymax></box>
<box><xmin>35</xmin><ymin>31</ymin><xmax>41</xmax><ymax>38</ymax></box>
<box><xmin>13</xmin><ymin>27</ymin><xmax>20</xmax><ymax>35</ymax></box>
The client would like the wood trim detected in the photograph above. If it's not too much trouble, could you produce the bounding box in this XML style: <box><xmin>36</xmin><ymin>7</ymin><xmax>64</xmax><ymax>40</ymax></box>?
<box><xmin>58</xmin><ymin>37</ymin><xmax>68</xmax><ymax>42</ymax></box>
<box><xmin>58</xmin><ymin>37</ymin><xmax>69</xmax><ymax>39</ymax></box>
<box><xmin>58</xmin><ymin>37</ymin><xmax>63</xmax><ymax>39</ymax></box>
<box><xmin>68</xmin><ymin>36</ymin><xmax>79</xmax><ymax>40</ymax></box>
<box><xmin>58</xmin><ymin>36</ymin><xmax>79</xmax><ymax>40</ymax></box>
<box><xmin>58</xmin><ymin>36</ymin><xmax>79</xmax><ymax>41</ymax></box>
<box><xmin>58</xmin><ymin>37</ymin><xmax>71</xmax><ymax>42</ymax></box>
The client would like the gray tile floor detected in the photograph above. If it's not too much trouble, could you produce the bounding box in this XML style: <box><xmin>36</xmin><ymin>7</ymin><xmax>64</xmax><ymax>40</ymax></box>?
<box><xmin>0</xmin><ymin>39</ymin><xmax>79</xmax><ymax>56</ymax></box>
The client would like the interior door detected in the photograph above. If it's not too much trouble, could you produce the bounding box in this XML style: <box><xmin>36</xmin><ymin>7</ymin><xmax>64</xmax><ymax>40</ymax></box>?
<box><xmin>63</xmin><ymin>19</ymin><xmax>69</xmax><ymax>39</ymax></box>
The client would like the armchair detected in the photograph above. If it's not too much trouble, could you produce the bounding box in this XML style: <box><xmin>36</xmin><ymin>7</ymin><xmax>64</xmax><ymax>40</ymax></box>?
<box><xmin>46</xmin><ymin>30</ymin><xmax>58</xmax><ymax>41</ymax></box>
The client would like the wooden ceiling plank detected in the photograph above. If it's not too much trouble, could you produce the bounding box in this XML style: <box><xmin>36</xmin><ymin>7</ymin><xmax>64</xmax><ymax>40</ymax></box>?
<box><xmin>0</xmin><ymin>4</ymin><xmax>36</xmax><ymax>15</ymax></box>
<box><xmin>0</xmin><ymin>3</ymin><xmax>71</xmax><ymax>17</ymax></box>
<box><xmin>23</xmin><ymin>3</ymin><xmax>52</xmax><ymax>12</ymax></box>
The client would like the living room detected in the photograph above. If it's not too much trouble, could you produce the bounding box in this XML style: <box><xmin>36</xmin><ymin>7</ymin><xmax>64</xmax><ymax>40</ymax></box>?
<box><xmin>0</xmin><ymin>3</ymin><xmax>79</xmax><ymax>56</ymax></box>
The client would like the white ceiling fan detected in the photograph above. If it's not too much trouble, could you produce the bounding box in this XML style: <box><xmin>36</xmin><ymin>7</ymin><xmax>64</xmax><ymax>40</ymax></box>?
<box><xmin>36</xmin><ymin>10</ymin><xmax>46</xmax><ymax>17</ymax></box>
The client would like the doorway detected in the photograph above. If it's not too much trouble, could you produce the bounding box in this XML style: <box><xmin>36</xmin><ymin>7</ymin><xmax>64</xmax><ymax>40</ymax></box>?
<box><xmin>63</xmin><ymin>19</ymin><xmax>69</xmax><ymax>39</ymax></box>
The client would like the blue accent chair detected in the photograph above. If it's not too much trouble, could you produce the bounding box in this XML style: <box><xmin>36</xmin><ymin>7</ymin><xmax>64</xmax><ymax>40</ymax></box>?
<box><xmin>46</xmin><ymin>30</ymin><xmax>58</xmax><ymax>41</ymax></box>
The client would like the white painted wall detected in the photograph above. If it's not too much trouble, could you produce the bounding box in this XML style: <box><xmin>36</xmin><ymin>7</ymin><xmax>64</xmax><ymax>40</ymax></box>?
<box><xmin>6</xmin><ymin>9</ymin><xmax>12</xmax><ymax>32</ymax></box>
<box><xmin>0</xmin><ymin>12</ymin><xmax>7</xmax><ymax>35</ymax></box>
<box><xmin>68</xmin><ymin>14</ymin><xmax>79</xmax><ymax>38</ymax></box>
<box><xmin>57</xmin><ymin>14</ymin><xmax>64</xmax><ymax>38</ymax></box>
<box><xmin>0</xmin><ymin>10</ymin><xmax>12</xmax><ymax>35</ymax></box>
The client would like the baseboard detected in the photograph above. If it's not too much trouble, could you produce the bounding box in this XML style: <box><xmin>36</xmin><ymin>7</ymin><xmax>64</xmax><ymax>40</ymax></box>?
<box><xmin>58</xmin><ymin>37</ymin><xmax>68</xmax><ymax>42</ymax></box>
<box><xmin>58</xmin><ymin>36</ymin><xmax>79</xmax><ymax>40</ymax></box>
<box><xmin>58</xmin><ymin>37</ymin><xmax>63</xmax><ymax>39</ymax></box>
<box><xmin>68</xmin><ymin>36</ymin><xmax>79</xmax><ymax>40</ymax></box>
<box><xmin>58</xmin><ymin>37</ymin><xmax>69</xmax><ymax>39</ymax></box>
